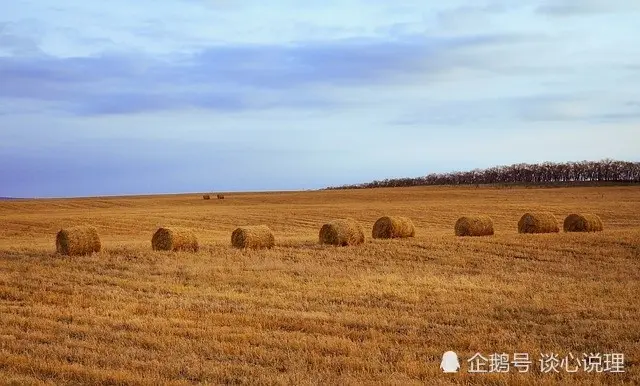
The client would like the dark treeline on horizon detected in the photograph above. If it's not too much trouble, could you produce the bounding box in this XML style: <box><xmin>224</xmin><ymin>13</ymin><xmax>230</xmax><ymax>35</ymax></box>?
<box><xmin>327</xmin><ymin>159</ymin><xmax>640</xmax><ymax>189</ymax></box>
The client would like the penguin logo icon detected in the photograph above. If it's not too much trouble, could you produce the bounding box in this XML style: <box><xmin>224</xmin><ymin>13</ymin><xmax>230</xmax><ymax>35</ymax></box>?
<box><xmin>440</xmin><ymin>351</ymin><xmax>460</xmax><ymax>373</ymax></box>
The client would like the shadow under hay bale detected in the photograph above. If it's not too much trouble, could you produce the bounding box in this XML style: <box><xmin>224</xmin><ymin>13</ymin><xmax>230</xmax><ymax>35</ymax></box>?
<box><xmin>518</xmin><ymin>212</ymin><xmax>559</xmax><ymax>234</ymax></box>
<box><xmin>319</xmin><ymin>218</ymin><xmax>365</xmax><ymax>246</ymax></box>
<box><xmin>563</xmin><ymin>214</ymin><xmax>603</xmax><ymax>232</ymax></box>
<box><xmin>151</xmin><ymin>227</ymin><xmax>199</xmax><ymax>252</ymax></box>
<box><xmin>56</xmin><ymin>226</ymin><xmax>101</xmax><ymax>256</ymax></box>
<box><xmin>231</xmin><ymin>225</ymin><xmax>275</xmax><ymax>249</ymax></box>
<box><xmin>455</xmin><ymin>216</ymin><xmax>494</xmax><ymax>237</ymax></box>
<box><xmin>203</xmin><ymin>194</ymin><xmax>211</xmax><ymax>200</ymax></box>
<box><xmin>372</xmin><ymin>216</ymin><xmax>415</xmax><ymax>239</ymax></box>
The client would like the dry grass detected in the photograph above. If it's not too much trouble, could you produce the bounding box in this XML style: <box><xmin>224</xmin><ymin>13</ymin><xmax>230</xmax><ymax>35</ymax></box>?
<box><xmin>372</xmin><ymin>216</ymin><xmax>415</xmax><ymax>239</ymax></box>
<box><xmin>0</xmin><ymin>186</ymin><xmax>639</xmax><ymax>385</ymax></box>
<box><xmin>55</xmin><ymin>226</ymin><xmax>101</xmax><ymax>256</ymax></box>
<box><xmin>518</xmin><ymin>212</ymin><xmax>560</xmax><ymax>234</ymax></box>
<box><xmin>231</xmin><ymin>225</ymin><xmax>275</xmax><ymax>249</ymax></box>
<box><xmin>564</xmin><ymin>213</ymin><xmax>604</xmax><ymax>233</ymax></box>
<box><xmin>454</xmin><ymin>215</ymin><xmax>495</xmax><ymax>237</ymax></box>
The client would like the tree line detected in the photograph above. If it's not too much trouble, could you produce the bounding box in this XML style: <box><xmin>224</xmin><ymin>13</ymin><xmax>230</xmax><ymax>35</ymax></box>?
<box><xmin>326</xmin><ymin>159</ymin><xmax>640</xmax><ymax>189</ymax></box>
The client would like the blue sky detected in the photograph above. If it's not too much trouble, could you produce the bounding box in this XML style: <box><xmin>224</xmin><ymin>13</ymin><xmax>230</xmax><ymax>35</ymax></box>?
<box><xmin>1</xmin><ymin>0</ymin><xmax>639</xmax><ymax>197</ymax></box>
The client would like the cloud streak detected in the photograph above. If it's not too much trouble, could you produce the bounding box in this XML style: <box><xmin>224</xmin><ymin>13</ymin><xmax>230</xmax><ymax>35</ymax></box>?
<box><xmin>0</xmin><ymin>32</ymin><xmax>530</xmax><ymax>115</ymax></box>
<box><xmin>536</xmin><ymin>0</ymin><xmax>640</xmax><ymax>16</ymax></box>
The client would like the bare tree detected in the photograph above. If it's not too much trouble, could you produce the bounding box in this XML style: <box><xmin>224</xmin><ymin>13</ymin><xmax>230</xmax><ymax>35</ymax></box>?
<box><xmin>326</xmin><ymin>159</ymin><xmax>640</xmax><ymax>189</ymax></box>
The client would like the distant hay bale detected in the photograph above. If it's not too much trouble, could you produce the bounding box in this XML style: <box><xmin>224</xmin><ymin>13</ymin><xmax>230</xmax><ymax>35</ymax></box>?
<box><xmin>319</xmin><ymin>218</ymin><xmax>365</xmax><ymax>246</ymax></box>
<box><xmin>372</xmin><ymin>216</ymin><xmax>415</xmax><ymax>239</ymax></box>
<box><xmin>517</xmin><ymin>212</ymin><xmax>560</xmax><ymax>234</ymax></box>
<box><xmin>56</xmin><ymin>226</ymin><xmax>101</xmax><ymax>256</ymax></box>
<box><xmin>231</xmin><ymin>225</ymin><xmax>275</xmax><ymax>249</ymax></box>
<box><xmin>454</xmin><ymin>216</ymin><xmax>494</xmax><ymax>237</ymax></box>
<box><xmin>563</xmin><ymin>214</ymin><xmax>603</xmax><ymax>232</ymax></box>
<box><xmin>217</xmin><ymin>194</ymin><xmax>225</xmax><ymax>199</ymax></box>
<box><xmin>203</xmin><ymin>194</ymin><xmax>211</xmax><ymax>200</ymax></box>
<box><xmin>151</xmin><ymin>227</ymin><xmax>199</xmax><ymax>252</ymax></box>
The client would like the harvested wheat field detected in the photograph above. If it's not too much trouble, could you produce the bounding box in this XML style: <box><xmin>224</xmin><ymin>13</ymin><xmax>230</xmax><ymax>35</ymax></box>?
<box><xmin>0</xmin><ymin>186</ymin><xmax>639</xmax><ymax>385</ymax></box>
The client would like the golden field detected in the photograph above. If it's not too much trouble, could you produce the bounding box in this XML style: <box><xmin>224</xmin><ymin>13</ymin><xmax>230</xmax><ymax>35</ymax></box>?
<box><xmin>0</xmin><ymin>186</ymin><xmax>639</xmax><ymax>385</ymax></box>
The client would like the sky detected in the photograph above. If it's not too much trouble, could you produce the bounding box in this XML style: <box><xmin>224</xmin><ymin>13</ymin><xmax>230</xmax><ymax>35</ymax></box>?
<box><xmin>1</xmin><ymin>0</ymin><xmax>639</xmax><ymax>197</ymax></box>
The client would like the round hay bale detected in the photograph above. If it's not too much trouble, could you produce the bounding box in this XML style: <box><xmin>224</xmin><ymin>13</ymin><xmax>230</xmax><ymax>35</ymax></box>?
<box><xmin>563</xmin><ymin>214</ymin><xmax>603</xmax><ymax>232</ymax></box>
<box><xmin>231</xmin><ymin>225</ymin><xmax>275</xmax><ymax>249</ymax></box>
<box><xmin>454</xmin><ymin>216</ymin><xmax>494</xmax><ymax>237</ymax></box>
<box><xmin>517</xmin><ymin>212</ymin><xmax>559</xmax><ymax>234</ymax></box>
<box><xmin>319</xmin><ymin>218</ymin><xmax>365</xmax><ymax>246</ymax></box>
<box><xmin>151</xmin><ymin>227</ymin><xmax>199</xmax><ymax>252</ymax></box>
<box><xmin>372</xmin><ymin>216</ymin><xmax>415</xmax><ymax>239</ymax></box>
<box><xmin>56</xmin><ymin>226</ymin><xmax>101</xmax><ymax>256</ymax></box>
<box><xmin>203</xmin><ymin>194</ymin><xmax>211</xmax><ymax>200</ymax></box>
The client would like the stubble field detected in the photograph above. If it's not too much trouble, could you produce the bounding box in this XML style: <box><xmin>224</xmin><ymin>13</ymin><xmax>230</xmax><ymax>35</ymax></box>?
<box><xmin>0</xmin><ymin>186</ymin><xmax>639</xmax><ymax>385</ymax></box>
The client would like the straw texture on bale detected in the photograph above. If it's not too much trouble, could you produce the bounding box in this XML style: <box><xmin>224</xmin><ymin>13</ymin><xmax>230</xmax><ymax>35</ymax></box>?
<box><xmin>56</xmin><ymin>226</ymin><xmax>101</xmax><ymax>256</ymax></box>
<box><xmin>231</xmin><ymin>225</ymin><xmax>275</xmax><ymax>249</ymax></box>
<box><xmin>563</xmin><ymin>214</ymin><xmax>603</xmax><ymax>232</ymax></box>
<box><xmin>203</xmin><ymin>194</ymin><xmax>211</xmax><ymax>200</ymax></box>
<box><xmin>319</xmin><ymin>218</ymin><xmax>365</xmax><ymax>246</ymax></box>
<box><xmin>454</xmin><ymin>216</ymin><xmax>494</xmax><ymax>237</ymax></box>
<box><xmin>372</xmin><ymin>216</ymin><xmax>415</xmax><ymax>239</ymax></box>
<box><xmin>151</xmin><ymin>227</ymin><xmax>199</xmax><ymax>252</ymax></box>
<box><xmin>517</xmin><ymin>212</ymin><xmax>560</xmax><ymax>234</ymax></box>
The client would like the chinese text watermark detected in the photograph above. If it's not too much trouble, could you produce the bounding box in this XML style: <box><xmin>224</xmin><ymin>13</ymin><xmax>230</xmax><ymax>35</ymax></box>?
<box><xmin>441</xmin><ymin>351</ymin><xmax>625</xmax><ymax>374</ymax></box>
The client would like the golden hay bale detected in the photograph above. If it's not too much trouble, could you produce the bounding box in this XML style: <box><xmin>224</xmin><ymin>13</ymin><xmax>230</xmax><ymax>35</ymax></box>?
<box><xmin>319</xmin><ymin>218</ymin><xmax>365</xmax><ymax>246</ymax></box>
<box><xmin>372</xmin><ymin>216</ymin><xmax>415</xmax><ymax>239</ymax></box>
<box><xmin>563</xmin><ymin>214</ymin><xmax>603</xmax><ymax>232</ymax></box>
<box><xmin>56</xmin><ymin>226</ymin><xmax>101</xmax><ymax>256</ymax></box>
<box><xmin>517</xmin><ymin>212</ymin><xmax>559</xmax><ymax>234</ymax></box>
<box><xmin>454</xmin><ymin>216</ymin><xmax>494</xmax><ymax>237</ymax></box>
<box><xmin>231</xmin><ymin>225</ymin><xmax>275</xmax><ymax>249</ymax></box>
<box><xmin>203</xmin><ymin>194</ymin><xmax>211</xmax><ymax>200</ymax></box>
<box><xmin>151</xmin><ymin>227</ymin><xmax>199</xmax><ymax>252</ymax></box>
